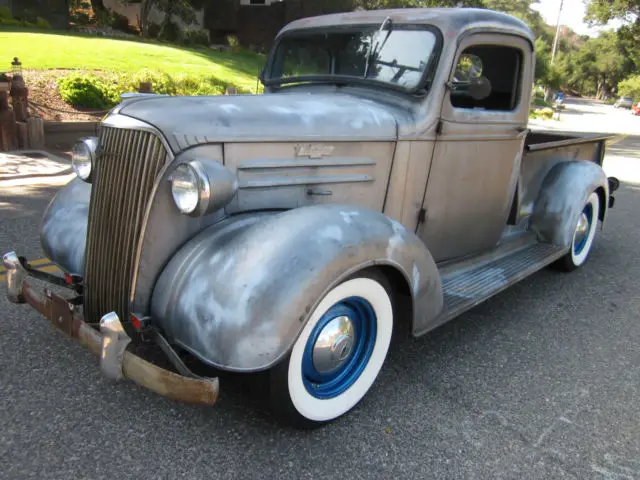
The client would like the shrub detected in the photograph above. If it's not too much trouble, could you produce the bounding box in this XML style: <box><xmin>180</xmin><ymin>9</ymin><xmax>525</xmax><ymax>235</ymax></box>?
<box><xmin>70</xmin><ymin>11</ymin><xmax>90</xmax><ymax>25</ymax></box>
<box><xmin>146</xmin><ymin>21</ymin><xmax>161</xmax><ymax>38</ymax></box>
<box><xmin>110</xmin><ymin>12</ymin><xmax>137</xmax><ymax>34</ymax></box>
<box><xmin>159</xmin><ymin>21</ymin><xmax>180</xmax><ymax>43</ymax></box>
<box><xmin>57</xmin><ymin>75</ymin><xmax>119</xmax><ymax>109</ymax></box>
<box><xmin>618</xmin><ymin>75</ymin><xmax>640</xmax><ymax>103</ymax></box>
<box><xmin>183</xmin><ymin>28</ymin><xmax>210</xmax><ymax>46</ymax></box>
<box><xmin>226</xmin><ymin>34</ymin><xmax>240</xmax><ymax>48</ymax></box>
<box><xmin>0</xmin><ymin>6</ymin><xmax>11</xmax><ymax>20</ymax></box>
<box><xmin>0</xmin><ymin>17</ymin><xmax>20</xmax><ymax>26</ymax></box>
<box><xmin>57</xmin><ymin>70</ymin><xmax>249</xmax><ymax>110</ymax></box>
<box><xmin>125</xmin><ymin>69</ymin><xmax>178</xmax><ymax>95</ymax></box>
<box><xmin>35</xmin><ymin>17</ymin><xmax>52</xmax><ymax>29</ymax></box>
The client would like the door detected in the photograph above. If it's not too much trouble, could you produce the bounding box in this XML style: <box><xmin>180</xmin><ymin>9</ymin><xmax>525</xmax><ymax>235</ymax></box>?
<box><xmin>418</xmin><ymin>33</ymin><xmax>533</xmax><ymax>262</ymax></box>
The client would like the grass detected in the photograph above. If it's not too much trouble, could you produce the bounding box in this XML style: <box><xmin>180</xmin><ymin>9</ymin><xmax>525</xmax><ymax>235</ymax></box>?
<box><xmin>0</xmin><ymin>29</ymin><xmax>267</xmax><ymax>92</ymax></box>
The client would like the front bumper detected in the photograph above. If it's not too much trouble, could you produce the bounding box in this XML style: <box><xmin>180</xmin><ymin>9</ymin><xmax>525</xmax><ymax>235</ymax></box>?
<box><xmin>3</xmin><ymin>251</ymin><xmax>219</xmax><ymax>406</ymax></box>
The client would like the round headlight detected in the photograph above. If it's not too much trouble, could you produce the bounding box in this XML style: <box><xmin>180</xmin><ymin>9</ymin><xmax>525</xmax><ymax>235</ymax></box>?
<box><xmin>169</xmin><ymin>163</ymin><xmax>207</xmax><ymax>215</ymax></box>
<box><xmin>72</xmin><ymin>137</ymin><xmax>97</xmax><ymax>181</ymax></box>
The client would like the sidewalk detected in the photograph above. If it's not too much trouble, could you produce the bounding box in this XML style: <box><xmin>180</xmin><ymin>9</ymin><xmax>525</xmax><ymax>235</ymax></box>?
<box><xmin>0</xmin><ymin>150</ymin><xmax>75</xmax><ymax>187</ymax></box>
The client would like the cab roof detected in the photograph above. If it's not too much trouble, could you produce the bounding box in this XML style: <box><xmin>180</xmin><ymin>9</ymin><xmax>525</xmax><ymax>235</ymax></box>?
<box><xmin>278</xmin><ymin>7</ymin><xmax>535</xmax><ymax>45</ymax></box>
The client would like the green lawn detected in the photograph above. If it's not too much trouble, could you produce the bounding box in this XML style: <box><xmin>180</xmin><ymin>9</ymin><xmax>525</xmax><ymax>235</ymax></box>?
<box><xmin>0</xmin><ymin>29</ymin><xmax>267</xmax><ymax>92</ymax></box>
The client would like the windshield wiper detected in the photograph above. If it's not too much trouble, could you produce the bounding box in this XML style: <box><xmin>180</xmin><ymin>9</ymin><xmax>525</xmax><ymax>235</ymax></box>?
<box><xmin>364</xmin><ymin>16</ymin><xmax>393</xmax><ymax>79</ymax></box>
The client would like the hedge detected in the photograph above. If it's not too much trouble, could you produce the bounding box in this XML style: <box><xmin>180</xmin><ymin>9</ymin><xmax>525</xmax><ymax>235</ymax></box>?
<box><xmin>57</xmin><ymin>70</ymin><xmax>251</xmax><ymax>109</ymax></box>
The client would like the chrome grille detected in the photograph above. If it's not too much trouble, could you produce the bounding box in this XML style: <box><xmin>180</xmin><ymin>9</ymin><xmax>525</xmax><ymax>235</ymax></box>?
<box><xmin>84</xmin><ymin>126</ymin><xmax>167</xmax><ymax>325</ymax></box>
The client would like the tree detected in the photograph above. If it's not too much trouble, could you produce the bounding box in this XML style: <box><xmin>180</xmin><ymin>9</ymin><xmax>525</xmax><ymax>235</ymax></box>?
<box><xmin>618</xmin><ymin>75</ymin><xmax>640</xmax><ymax>100</ymax></box>
<box><xmin>124</xmin><ymin>0</ymin><xmax>197</xmax><ymax>37</ymax></box>
<box><xmin>89</xmin><ymin>0</ymin><xmax>106</xmax><ymax>14</ymax></box>
<box><xmin>586</xmin><ymin>0</ymin><xmax>640</xmax><ymax>24</ymax></box>
<box><xmin>586</xmin><ymin>0</ymin><xmax>640</xmax><ymax>67</ymax></box>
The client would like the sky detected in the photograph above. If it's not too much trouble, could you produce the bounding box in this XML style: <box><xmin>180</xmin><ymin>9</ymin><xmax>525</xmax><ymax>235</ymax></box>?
<box><xmin>530</xmin><ymin>0</ymin><xmax>623</xmax><ymax>36</ymax></box>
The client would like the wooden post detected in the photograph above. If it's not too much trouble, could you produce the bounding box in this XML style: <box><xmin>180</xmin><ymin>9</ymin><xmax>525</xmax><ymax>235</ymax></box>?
<box><xmin>16</xmin><ymin>121</ymin><xmax>28</xmax><ymax>149</ymax></box>
<box><xmin>139</xmin><ymin>81</ymin><xmax>153</xmax><ymax>93</ymax></box>
<box><xmin>0</xmin><ymin>73</ymin><xmax>17</xmax><ymax>152</ymax></box>
<box><xmin>27</xmin><ymin>117</ymin><xmax>45</xmax><ymax>149</ymax></box>
<box><xmin>10</xmin><ymin>74</ymin><xmax>28</xmax><ymax>123</ymax></box>
<box><xmin>225</xmin><ymin>86</ymin><xmax>238</xmax><ymax>95</ymax></box>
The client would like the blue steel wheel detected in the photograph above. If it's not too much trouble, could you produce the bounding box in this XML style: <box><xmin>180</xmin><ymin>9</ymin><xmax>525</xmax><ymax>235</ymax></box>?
<box><xmin>301</xmin><ymin>296</ymin><xmax>378</xmax><ymax>399</ymax></box>
<box><xmin>557</xmin><ymin>192</ymin><xmax>600</xmax><ymax>271</ymax></box>
<box><xmin>269</xmin><ymin>271</ymin><xmax>394</xmax><ymax>427</ymax></box>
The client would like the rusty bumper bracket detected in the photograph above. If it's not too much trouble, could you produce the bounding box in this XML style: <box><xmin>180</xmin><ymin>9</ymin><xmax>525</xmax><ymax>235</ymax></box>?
<box><xmin>18</xmin><ymin>256</ymin><xmax>79</xmax><ymax>292</ymax></box>
<box><xmin>3</xmin><ymin>252</ymin><xmax>219</xmax><ymax>406</ymax></box>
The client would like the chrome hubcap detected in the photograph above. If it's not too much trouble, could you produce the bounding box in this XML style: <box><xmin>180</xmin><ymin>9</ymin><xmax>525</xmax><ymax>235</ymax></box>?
<box><xmin>312</xmin><ymin>315</ymin><xmax>356</xmax><ymax>375</ymax></box>
<box><xmin>574</xmin><ymin>212</ymin><xmax>590</xmax><ymax>249</ymax></box>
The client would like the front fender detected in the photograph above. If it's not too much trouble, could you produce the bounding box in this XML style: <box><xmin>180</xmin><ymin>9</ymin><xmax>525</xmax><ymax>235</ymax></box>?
<box><xmin>530</xmin><ymin>160</ymin><xmax>609</xmax><ymax>248</ymax></box>
<box><xmin>151</xmin><ymin>204</ymin><xmax>443</xmax><ymax>372</ymax></box>
<box><xmin>40</xmin><ymin>178</ymin><xmax>90</xmax><ymax>275</ymax></box>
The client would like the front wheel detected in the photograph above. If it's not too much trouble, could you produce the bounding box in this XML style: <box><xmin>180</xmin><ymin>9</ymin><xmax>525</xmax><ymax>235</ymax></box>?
<box><xmin>269</xmin><ymin>271</ymin><xmax>393</xmax><ymax>428</ymax></box>
<box><xmin>555</xmin><ymin>191</ymin><xmax>600</xmax><ymax>271</ymax></box>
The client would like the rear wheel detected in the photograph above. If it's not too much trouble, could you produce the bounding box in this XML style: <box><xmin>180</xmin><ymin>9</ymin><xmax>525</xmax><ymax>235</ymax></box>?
<box><xmin>269</xmin><ymin>270</ymin><xmax>393</xmax><ymax>428</ymax></box>
<box><xmin>555</xmin><ymin>191</ymin><xmax>600</xmax><ymax>271</ymax></box>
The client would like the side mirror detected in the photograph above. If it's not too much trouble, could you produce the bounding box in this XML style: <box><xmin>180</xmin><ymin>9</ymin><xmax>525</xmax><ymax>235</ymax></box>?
<box><xmin>448</xmin><ymin>75</ymin><xmax>491</xmax><ymax>101</ymax></box>
<box><xmin>468</xmin><ymin>76</ymin><xmax>491</xmax><ymax>101</ymax></box>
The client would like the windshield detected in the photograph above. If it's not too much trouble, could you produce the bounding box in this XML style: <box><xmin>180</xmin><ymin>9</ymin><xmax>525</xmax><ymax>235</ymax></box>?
<box><xmin>265</xmin><ymin>26</ymin><xmax>439</xmax><ymax>92</ymax></box>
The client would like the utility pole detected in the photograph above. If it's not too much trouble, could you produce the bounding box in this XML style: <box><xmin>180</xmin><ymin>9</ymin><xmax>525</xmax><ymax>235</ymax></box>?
<box><xmin>551</xmin><ymin>0</ymin><xmax>564</xmax><ymax>64</ymax></box>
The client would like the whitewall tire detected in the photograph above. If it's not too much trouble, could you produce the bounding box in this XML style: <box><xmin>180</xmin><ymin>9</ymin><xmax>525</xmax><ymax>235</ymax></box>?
<box><xmin>556</xmin><ymin>191</ymin><xmax>600</xmax><ymax>271</ymax></box>
<box><xmin>270</xmin><ymin>270</ymin><xmax>393</xmax><ymax>428</ymax></box>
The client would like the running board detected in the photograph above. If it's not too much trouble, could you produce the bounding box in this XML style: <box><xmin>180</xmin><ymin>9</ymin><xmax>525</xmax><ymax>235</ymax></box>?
<box><xmin>433</xmin><ymin>243</ymin><xmax>567</xmax><ymax>328</ymax></box>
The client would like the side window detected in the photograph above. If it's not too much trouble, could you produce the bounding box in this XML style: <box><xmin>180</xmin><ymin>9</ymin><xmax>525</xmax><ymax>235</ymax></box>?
<box><xmin>450</xmin><ymin>45</ymin><xmax>522</xmax><ymax>111</ymax></box>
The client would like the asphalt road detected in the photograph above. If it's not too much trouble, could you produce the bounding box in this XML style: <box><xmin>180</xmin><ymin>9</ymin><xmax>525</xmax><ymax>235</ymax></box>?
<box><xmin>1</xmin><ymin>98</ymin><xmax>639</xmax><ymax>479</ymax></box>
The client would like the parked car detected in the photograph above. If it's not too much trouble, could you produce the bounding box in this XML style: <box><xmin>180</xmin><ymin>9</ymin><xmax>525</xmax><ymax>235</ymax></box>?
<box><xmin>4</xmin><ymin>7</ymin><xmax>620</xmax><ymax>428</ymax></box>
<box><xmin>614</xmin><ymin>96</ymin><xmax>634</xmax><ymax>108</ymax></box>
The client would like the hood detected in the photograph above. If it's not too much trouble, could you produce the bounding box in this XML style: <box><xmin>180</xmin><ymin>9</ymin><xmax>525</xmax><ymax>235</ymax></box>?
<box><xmin>117</xmin><ymin>92</ymin><xmax>399</xmax><ymax>152</ymax></box>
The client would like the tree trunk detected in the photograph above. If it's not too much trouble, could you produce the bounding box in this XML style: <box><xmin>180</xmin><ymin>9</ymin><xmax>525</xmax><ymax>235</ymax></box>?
<box><xmin>90</xmin><ymin>0</ymin><xmax>106</xmax><ymax>14</ymax></box>
<box><xmin>139</xmin><ymin>0</ymin><xmax>154</xmax><ymax>37</ymax></box>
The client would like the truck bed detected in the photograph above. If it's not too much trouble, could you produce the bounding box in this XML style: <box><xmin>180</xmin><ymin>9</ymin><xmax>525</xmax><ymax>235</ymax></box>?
<box><xmin>511</xmin><ymin>130</ymin><xmax>615</xmax><ymax>228</ymax></box>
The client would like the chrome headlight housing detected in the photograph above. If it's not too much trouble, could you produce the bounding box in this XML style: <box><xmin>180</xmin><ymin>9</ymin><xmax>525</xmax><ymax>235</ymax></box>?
<box><xmin>168</xmin><ymin>159</ymin><xmax>238</xmax><ymax>217</ymax></box>
<box><xmin>71</xmin><ymin>137</ymin><xmax>98</xmax><ymax>182</ymax></box>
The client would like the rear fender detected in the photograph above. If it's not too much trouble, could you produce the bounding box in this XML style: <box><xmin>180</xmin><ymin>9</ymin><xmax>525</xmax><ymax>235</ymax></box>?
<box><xmin>150</xmin><ymin>204</ymin><xmax>443</xmax><ymax>372</ymax></box>
<box><xmin>530</xmin><ymin>160</ymin><xmax>609</xmax><ymax>248</ymax></box>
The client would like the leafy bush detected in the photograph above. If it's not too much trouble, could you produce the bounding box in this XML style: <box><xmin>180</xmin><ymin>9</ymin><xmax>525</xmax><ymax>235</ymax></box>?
<box><xmin>110</xmin><ymin>12</ymin><xmax>137</xmax><ymax>34</ymax></box>
<box><xmin>226</xmin><ymin>34</ymin><xmax>240</xmax><ymax>48</ymax></box>
<box><xmin>0</xmin><ymin>17</ymin><xmax>21</xmax><ymax>26</ymax></box>
<box><xmin>35</xmin><ymin>17</ymin><xmax>52</xmax><ymax>29</ymax></box>
<box><xmin>70</xmin><ymin>11</ymin><xmax>91</xmax><ymax>25</ymax></box>
<box><xmin>146</xmin><ymin>21</ymin><xmax>161</xmax><ymax>38</ymax></box>
<box><xmin>183</xmin><ymin>28</ymin><xmax>210</xmax><ymax>46</ymax></box>
<box><xmin>618</xmin><ymin>75</ymin><xmax>640</xmax><ymax>102</ymax></box>
<box><xmin>57</xmin><ymin>70</ymin><xmax>246</xmax><ymax>109</ymax></box>
<box><xmin>159</xmin><ymin>21</ymin><xmax>181</xmax><ymax>43</ymax></box>
<box><xmin>57</xmin><ymin>75</ymin><xmax>119</xmax><ymax>109</ymax></box>
<box><xmin>0</xmin><ymin>6</ymin><xmax>11</xmax><ymax>19</ymax></box>
<box><xmin>529</xmin><ymin>107</ymin><xmax>555</xmax><ymax>120</ymax></box>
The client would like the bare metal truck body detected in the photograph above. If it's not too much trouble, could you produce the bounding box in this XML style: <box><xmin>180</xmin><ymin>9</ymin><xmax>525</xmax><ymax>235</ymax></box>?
<box><xmin>4</xmin><ymin>8</ymin><xmax>619</xmax><ymax>427</ymax></box>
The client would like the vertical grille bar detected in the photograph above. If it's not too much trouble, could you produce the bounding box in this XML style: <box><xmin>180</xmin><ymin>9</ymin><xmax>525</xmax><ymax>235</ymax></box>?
<box><xmin>84</xmin><ymin>127</ymin><xmax>167</xmax><ymax>326</ymax></box>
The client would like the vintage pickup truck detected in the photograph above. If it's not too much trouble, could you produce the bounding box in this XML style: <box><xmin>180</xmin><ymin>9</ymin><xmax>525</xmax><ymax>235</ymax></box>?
<box><xmin>4</xmin><ymin>8</ymin><xmax>620</xmax><ymax>428</ymax></box>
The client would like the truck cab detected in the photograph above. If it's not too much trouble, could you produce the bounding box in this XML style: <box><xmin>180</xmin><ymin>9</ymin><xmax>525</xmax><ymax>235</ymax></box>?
<box><xmin>4</xmin><ymin>8</ymin><xmax>618</xmax><ymax>428</ymax></box>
